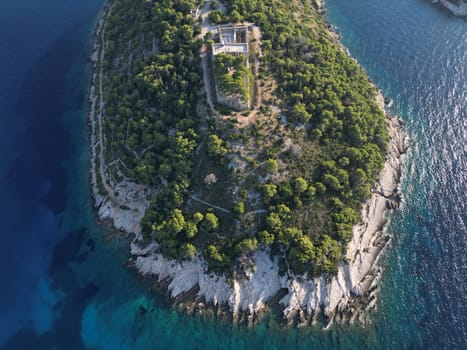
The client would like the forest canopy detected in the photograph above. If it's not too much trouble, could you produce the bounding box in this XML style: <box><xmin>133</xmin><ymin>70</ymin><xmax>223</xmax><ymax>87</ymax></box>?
<box><xmin>100</xmin><ymin>0</ymin><xmax>389</xmax><ymax>278</ymax></box>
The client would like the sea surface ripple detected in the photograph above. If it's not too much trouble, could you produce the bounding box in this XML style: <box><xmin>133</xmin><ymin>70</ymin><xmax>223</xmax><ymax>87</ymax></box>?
<box><xmin>0</xmin><ymin>0</ymin><xmax>465</xmax><ymax>348</ymax></box>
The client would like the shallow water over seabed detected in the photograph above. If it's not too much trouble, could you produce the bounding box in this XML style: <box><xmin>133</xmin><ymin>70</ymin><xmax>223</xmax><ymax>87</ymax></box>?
<box><xmin>0</xmin><ymin>0</ymin><xmax>465</xmax><ymax>348</ymax></box>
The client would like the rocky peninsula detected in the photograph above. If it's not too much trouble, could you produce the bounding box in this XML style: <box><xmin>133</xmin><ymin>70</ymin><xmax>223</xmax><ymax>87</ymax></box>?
<box><xmin>131</xmin><ymin>114</ymin><xmax>407</xmax><ymax>326</ymax></box>
<box><xmin>88</xmin><ymin>0</ymin><xmax>408</xmax><ymax>327</ymax></box>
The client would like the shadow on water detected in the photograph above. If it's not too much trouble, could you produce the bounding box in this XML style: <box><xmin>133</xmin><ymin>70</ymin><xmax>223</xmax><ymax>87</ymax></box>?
<box><xmin>0</xmin><ymin>3</ymin><xmax>104</xmax><ymax>347</ymax></box>
<box><xmin>4</xmin><ymin>19</ymin><xmax>94</xmax><ymax>215</ymax></box>
<box><xmin>2</xmin><ymin>228</ymin><xmax>99</xmax><ymax>350</ymax></box>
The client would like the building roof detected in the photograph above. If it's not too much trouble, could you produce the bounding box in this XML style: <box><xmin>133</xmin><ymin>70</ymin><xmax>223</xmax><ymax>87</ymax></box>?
<box><xmin>213</xmin><ymin>43</ymin><xmax>248</xmax><ymax>55</ymax></box>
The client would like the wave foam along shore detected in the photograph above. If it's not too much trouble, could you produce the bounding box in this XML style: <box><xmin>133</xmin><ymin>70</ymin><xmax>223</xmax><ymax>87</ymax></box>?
<box><xmin>88</xmin><ymin>1</ymin><xmax>408</xmax><ymax>327</ymax></box>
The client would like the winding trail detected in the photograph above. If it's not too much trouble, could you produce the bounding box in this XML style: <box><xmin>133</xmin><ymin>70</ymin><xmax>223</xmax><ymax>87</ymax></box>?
<box><xmin>89</xmin><ymin>1</ymin><xmax>152</xmax><ymax>232</ymax></box>
<box><xmin>201</xmin><ymin>50</ymin><xmax>219</xmax><ymax>117</ymax></box>
<box><xmin>94</xmin><ymin>2</ymin><xmax>122</xmax><ymax>206</ymax></box>
<box><xmin>246</xmin><ymin>209</ymin><xmax>267</xmax><ymax>215</ymax></box>
<box><xmin>190</xmin><ymin>195</ymin><xmax>232</xmax><ymax>213</ymax></box>
<box><xmin>198</xmin><ymin>0</ymin><xmax>220</xmax><ymax>118</ymax></box>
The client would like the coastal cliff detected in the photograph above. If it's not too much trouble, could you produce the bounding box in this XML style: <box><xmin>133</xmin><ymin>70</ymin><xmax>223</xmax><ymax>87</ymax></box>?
<box><xmin>88</xmin><ymin>0</ymin><xmax>408</xmax><ymax>327</ymax></box>
<box><xmin>131</xmin><ymin>112</ymin><xmax>407</xmax><ymax>326</ymax></box>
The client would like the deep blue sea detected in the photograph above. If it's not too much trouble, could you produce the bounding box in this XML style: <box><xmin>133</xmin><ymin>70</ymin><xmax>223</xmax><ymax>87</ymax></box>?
<box><xmin>0</xmin><ymin>0</ymin><xmax>465</xmax><ymax>348</ymax></box>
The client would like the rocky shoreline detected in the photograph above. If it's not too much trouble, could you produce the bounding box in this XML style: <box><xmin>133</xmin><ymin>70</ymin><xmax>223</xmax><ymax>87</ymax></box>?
<box><xmin>88</xmin><ymin>0</ymin><xmax>151</xmax><ymax>235</ymax></box>
<box><xmin>88</xmin><ymin>0</ymin><xmax>408</xmax><ymax>328</ymax></box>
<box><xmin>432</xmin><ymin>0</ymin><xmax>467</xmax><ymax>16</ymax></box>
<box><xmin>129</xmin><ymin>112</ymin><xmax>407</xmax><ymax>327</ymax></box>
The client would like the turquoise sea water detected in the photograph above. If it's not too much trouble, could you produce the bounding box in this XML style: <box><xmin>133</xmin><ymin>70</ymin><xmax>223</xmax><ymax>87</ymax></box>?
<box><xmin>0</xmin><ymin>0</ymin><xmax>465</xmax><ymax>348</ymax></box>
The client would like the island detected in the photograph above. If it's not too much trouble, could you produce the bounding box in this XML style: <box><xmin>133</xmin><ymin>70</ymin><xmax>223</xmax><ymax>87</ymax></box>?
<box><xmin>88</xmin><ymin>0</ymin><xmax>407</xmax><ymax>327</ymax></box>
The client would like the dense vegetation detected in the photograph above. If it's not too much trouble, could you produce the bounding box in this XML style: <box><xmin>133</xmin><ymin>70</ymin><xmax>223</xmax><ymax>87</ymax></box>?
<box><xmin>100</xmin><ymin>0</ymin><xmax>204</xmax><ymax>257</ymax></box>
<box><xmin>100</xmin><ymin>0</ymin><xmax>388</xmax><ymax>278</ymax></box>
<box><xmin>207</xmin><ymin>0</ymin><xmax>388</xmax><ymax>276</ymax></box>
<box><xmin>102</xmin><ymin>0</ymin><xmax>203</xmax><ymax>185</ymax></box>
<box><xmin>213</xmin><ymin>53</ymin><xmax>251</xmax><ymax>102</ymax></box>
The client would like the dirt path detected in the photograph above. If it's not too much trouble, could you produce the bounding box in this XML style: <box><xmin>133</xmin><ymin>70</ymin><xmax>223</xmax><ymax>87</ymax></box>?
<box><xmin>93</xmin><ymin>2</ymin><xmax>123</xmax><ymax>206</ymax></box>
<box><xmin>198</xmin><ymin>0</ymin><xmax>221</xmax><ymax>118</ymax></box>
<box><xmin>201</xmin><ymin>49</ymin><xmax>220</xmax><ymax>117</ymax></box>
<box><xmin>190</xmin><ymin>195</ymin><xmax>232</xmax><ymax>214</ymax></box>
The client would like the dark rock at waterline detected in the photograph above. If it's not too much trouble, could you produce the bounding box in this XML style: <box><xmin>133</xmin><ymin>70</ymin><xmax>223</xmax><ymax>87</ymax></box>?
<box><xmin>86</xmin><ymin>238</ymin><xmax>95</xmax><ymax>251</ymax></box>
<box><xmin>386</xmin><ymin>199</ymin><xmax>398</xmax><ymax>209</ymax></box>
